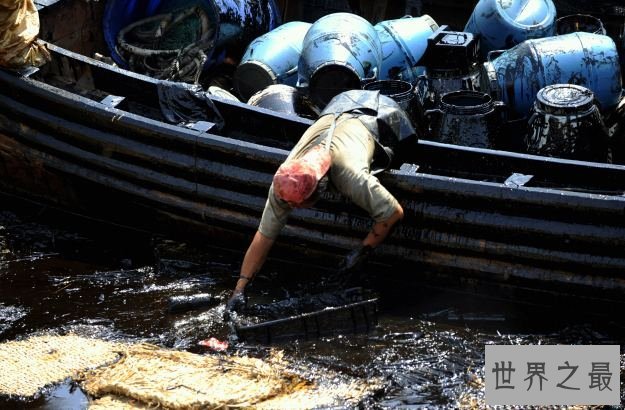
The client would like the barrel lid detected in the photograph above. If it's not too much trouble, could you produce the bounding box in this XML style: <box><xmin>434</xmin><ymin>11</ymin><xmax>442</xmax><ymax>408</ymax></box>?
<box><xmin>497</xmin><ymin>0</ymin><xmax>555</xmax><ymax>28</ymax></box>
<box><xmin>535</xmin><ymin>84</ymin><xmax>596</xmax><ymax>115</ymax></box>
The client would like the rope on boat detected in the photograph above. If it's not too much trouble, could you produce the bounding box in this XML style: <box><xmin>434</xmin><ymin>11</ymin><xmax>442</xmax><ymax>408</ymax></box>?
<box><xmin>116</xmin><ymin>6</ymin><xmax>215</xmax><ymax>84</ymax></box>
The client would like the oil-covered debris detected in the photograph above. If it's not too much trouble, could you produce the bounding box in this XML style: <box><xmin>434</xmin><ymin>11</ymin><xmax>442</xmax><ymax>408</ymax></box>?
<box><xmin>246</xmin><ymin>287</ymin><xmax>374</xmax><ymax>319</ymax></box>
<box><xmin>167</xmin><ymin>293</ymin><xmax>219</xmax><ymax>313</ymax></box>
<box><xmin>527</xmin><ymin>84</ymin><xmax>610</xmax><ymax>161</ymax></box>
<box><xmin>235</xmin><ymin>288</ymin><xmax>378</xmax><ymax>344</ymax></box>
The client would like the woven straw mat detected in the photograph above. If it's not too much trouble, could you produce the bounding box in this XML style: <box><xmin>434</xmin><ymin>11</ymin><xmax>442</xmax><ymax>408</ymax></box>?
<box><xmin>0</xmin><ymin>334</ymin><xmax>122</xmax><ymax>398</ymax></box>
<box><xmin>82</xmin><ymin>343</ymin><xmax>304</xmax><ymax>409</ymax></box>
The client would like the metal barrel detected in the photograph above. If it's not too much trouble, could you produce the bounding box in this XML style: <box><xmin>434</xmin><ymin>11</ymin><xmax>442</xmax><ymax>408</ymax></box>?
<box><xmin>234</xmin><ymin>22</ymin><xmax>312</xmax><ymax>101</ymax></box>
<box><xmin>297</xmin><ymin>13</ymin><xmax>382</xmax><ymax>108</ymax></box>
<box><xmin>247</xmin><ymin>84</ymin><xmax>319</xmax><ymax>119</ymax></box>
<box><xmin>482</xmin><ymin>32</ymin><xmax>623</xmax><ymax>118</ymax></box>
<box><xmin>556</xmin><ymin>14</ymin><xmax>607</xmax><ymax>36</ymax></box>
<box><xmin>464</xmin><ymin>0</ymin><xmax>556</xmax><ymax>58</ymax></box>
<box><xmin>374</xmin><ymin>15</ymin><xmax>439</xmax><ymax>83</ymax></box>
<box><xmin>103</xmin><ymin>0</ymin><xmax>281</xmax><ymax>67</ymax></box>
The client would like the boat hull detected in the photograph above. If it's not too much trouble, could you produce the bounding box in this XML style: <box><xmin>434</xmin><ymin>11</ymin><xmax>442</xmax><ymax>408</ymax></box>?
<box><xmin>2</xmin><ymin>45</ymin><xmax>625</xmax><ymax>297</ymax></box>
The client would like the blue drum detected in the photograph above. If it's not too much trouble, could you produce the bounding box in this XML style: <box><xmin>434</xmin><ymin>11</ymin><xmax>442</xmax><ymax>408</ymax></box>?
<box><xmin>464</xmin><ymin>0</ymin><xmax>556</xmax><ymax>57</ymax></box>
<box><xmin>482</xmin><ymin>32</ymin><xmax>623</xmax><ymax>118</ymax></box>
<box><xmin>297</xmin><ymin>13</ymin><xmax>382</xmax><ymax>108</ymax></box>
<box><xmin>374</xmin><ymin>15</ymin><xmax>439</xmax><ymax>83</ymax></box>
<box><xmin>234</xmin><ymin>22</ymin><xmax>312</xmax><ymax>101</ymax></box>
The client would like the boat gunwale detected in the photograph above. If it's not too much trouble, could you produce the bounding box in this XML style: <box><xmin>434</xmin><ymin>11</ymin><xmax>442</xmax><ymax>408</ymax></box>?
<box><xmin>33</xmin><ymin>41</ymin><xmax>625</xmax><ymax>173</ymax></box>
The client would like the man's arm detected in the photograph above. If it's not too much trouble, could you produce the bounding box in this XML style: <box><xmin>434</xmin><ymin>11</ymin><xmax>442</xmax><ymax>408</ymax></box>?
<box><xmin>362</xmin><ymin>203</ymin><xmax>403</xmax><ymax>248</ymax></box>
<box><xmin>232</xmin><ymin>230</ymin><xmax>275</xmax><ymax>295</ymax></box>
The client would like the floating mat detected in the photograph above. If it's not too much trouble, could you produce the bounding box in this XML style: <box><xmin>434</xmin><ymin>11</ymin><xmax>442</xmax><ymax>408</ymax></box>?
<box><xmin>254</xmin><ymin>379</ymin><xmax>376</xmax><ymax>409</ymax></box>
<box><xmin>90</xmin><ymin>382</ymin><xmax>375</xmax><ymax>410</ymax></box>
<box><xmin>0</xmin><ymin>334</ymin><xmax>122</xmax><ymax>398</ymax></box>
<box><xmin>82</xmin><ymin>344</ymin><xmax>305</xmax><ymax>408</ymax></box>
<box><xmin>83</xmin><ymin>344</ymin><xmax>378</xmax><ymax>409</ymax></box>
<box><xmin>89</xmin><ymin>395</ymin><xmax>149</xmax><ymax>409</ymax></box>
<box><xmin>0</xmin><ymin>334</ymin><xmax>378</xmax><ymax>408</ymax></box>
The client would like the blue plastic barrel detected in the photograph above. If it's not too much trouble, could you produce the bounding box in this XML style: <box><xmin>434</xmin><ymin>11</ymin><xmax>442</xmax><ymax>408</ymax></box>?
<box><xmin>374</xmin><ymin>15</ymin><xmax>439</xmax><ymax>83</ymax></box>
<box><xmin>103</xmin><ymin>0</ymin><xmax>281</xmax><ymax>67</ymax></box>
<box><xmin>298</xmin><ymin>13</ymin><xmax>382</xmax><ymax>108</ymax></box>
<box><xmin>482</xmin><ymin>32</ymin><xmax>623</xmax><ymax>117</ymax></box>
<box><xmin>464</xmin><ymin>0</ymin><xmax>556</xmax><ymax>57</ymax></box>
<box><xmin>234</xmin><ymin>22</ymin><xmax>312</xmax><ymax>101</ymax></box>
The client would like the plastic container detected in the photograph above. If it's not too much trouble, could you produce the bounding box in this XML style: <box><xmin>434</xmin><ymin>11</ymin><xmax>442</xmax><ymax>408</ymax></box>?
<box><xmin>556</xmin><ymin>14</ymin><xmax>607</xmax><ymax>36</ymax></box>
<box><xmin>425</xmin><ymin>90</ymin><xmax>505</xmax><ymax>148</ymax></box>
<box><xmin>363</xmin><ymin>80</ymin><xmax>416</xmax><ymax>121</ymax></box>
<box><xmin>234</xmin><ymin>22</ymin><xmax>312</xmax><ymax>101</ymax></box>
<box><xmin>374</xmin><ymin>15</ymin><xmax>439</xmax><ymax>83</ymax></box>
<box><xmin>526</xmin><ymin>84</ymin><xmax>609</xmax><ymax>161</ymax></box>
<box><xmin>464</xmin><ymin>0</ymin><xmax>556</xmax><ymax>57</ymax></box>
<box><xmin>482</xmin><ymin>32</ymin><xmax>623</xmax><ymax>118</ymax></box>
<box><xmin>297</xmin><ymin>13</ymin><xmax>382</xmax><ymax>108</ymax></box>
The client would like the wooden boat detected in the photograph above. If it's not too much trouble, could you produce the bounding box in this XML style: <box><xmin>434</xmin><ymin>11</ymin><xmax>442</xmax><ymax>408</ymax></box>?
<box><xmin>1</xmin><ymin>0</ymin><xmax>625</xmax><ymax>298</ymax></box>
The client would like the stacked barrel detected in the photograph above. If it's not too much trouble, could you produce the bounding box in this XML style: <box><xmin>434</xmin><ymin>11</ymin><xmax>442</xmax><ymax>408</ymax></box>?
<box><xmin>229</xmin><ymin>0</ymin><xmax>625</xmax><ymax>163</ymax></box>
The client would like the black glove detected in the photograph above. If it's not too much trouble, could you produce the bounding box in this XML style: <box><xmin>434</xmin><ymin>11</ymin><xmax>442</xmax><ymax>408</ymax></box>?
<box><xmin>339</xmin><ymin>245</ymin><xmax>373</xmax><ymax>273</ymax></box>
<box><xmin>329</xmin><ymin>245</ymin><xmax>373</xmax><ymax>289</ymax></box>
<box><xmin>224</xmin><ymin>291</ymin><xmax>247</xmax><ymax>319</ymax></box>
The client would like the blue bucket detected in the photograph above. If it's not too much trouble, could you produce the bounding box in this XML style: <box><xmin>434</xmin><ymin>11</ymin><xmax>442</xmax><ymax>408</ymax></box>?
<box><xmin>234</xmin><ymin>22</ymin><xmax>312</xmax><ymax>101</ymax></box>
<box><xmin>103</xmin><ymin>0</ymin><xmax>281</xmax><ymax>68</ymax></box>
<box><xmin>464</xmin><ymin>0</ymin><xmax>556</xmax><ymax>57</ymax></box>
<box><xmin>482</xmin><ymin>32</ymin><xmax>623</xmax><ymax>118</ymax></box>
<box><xmin>374</xmin><ymin>15</ymin><xmax>439</xmax><ymax>83</ymax></box>
<box><xmin>297</xmin><ymin>13</ymin><xmax>382</xmax><ymax>108</ymax></box>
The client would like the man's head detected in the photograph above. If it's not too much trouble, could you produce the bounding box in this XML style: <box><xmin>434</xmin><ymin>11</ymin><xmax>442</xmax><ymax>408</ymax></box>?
<box><xmin>273</xmin><ymin>145</ymin><xmax>331</xmax><ymax>207</ymax></box>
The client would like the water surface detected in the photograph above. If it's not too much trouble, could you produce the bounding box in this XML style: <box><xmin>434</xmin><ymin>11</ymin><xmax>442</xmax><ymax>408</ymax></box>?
<box><xmin>0</xmin><ymin>208</ymin><xmax>623</xmax><ymax>409</ymax></box>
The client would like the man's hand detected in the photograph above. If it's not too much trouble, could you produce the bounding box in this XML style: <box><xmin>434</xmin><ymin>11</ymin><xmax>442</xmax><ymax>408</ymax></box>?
<box><xmin>329</xmin><ymin>245</ymin><xmax>373</xmax><ymax>289</ymax></box>
<box><xmin>225</xmin><ymin>290</ymin><xmax>246</xmax><ymax>315</ymax></box>
<box><xmin>338</xmin><ymin>245</ymin><xmax>373</xmax><ymax>273</ymax></box>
